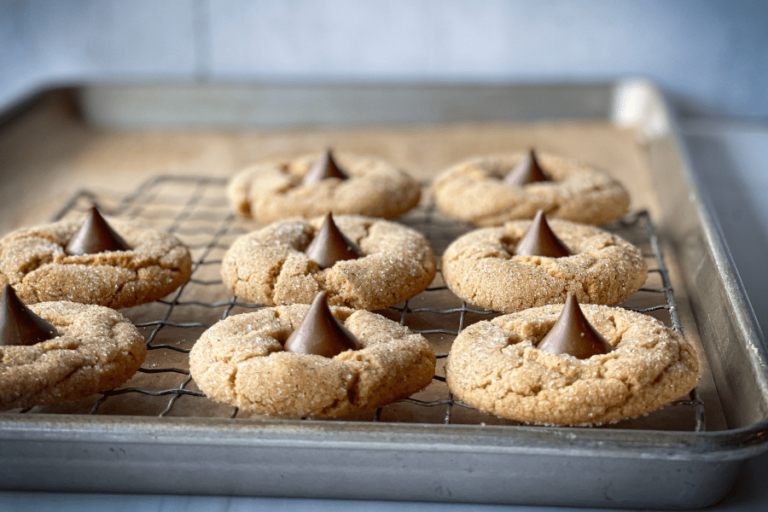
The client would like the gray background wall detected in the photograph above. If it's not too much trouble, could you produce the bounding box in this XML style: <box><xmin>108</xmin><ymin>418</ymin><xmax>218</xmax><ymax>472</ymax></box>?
<box><xmin>1</xmin><ymin>0</ymin><xmax>768</xmax><ymax>118</ymax></box>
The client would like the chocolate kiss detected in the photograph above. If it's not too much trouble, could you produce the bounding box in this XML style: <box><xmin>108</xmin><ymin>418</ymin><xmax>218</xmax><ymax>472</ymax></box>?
<box><xmin>536</xmin><ymin>294</ymin><xmax>611</xmax><ymax>359</ymax></box>
<box><xmin>301</xmin><ymin>149</ymin><xmax>349</xmax><ymax>185</ymax></box>
<box><xmin>0</xmin><ymin>284</ymin><xmax>58</xmax><ymax>346</ymax></box>
<box><xmin>305</xmin><ymin>213</ymin><xmax>363</xmax><ymax>269</ymax></box>
<box><xmin>65</xmin><ymin>207</ymin><xmax>131</xmax><ymax>256</ymax></box>
<box><xmin>514</xmin><ymin>210</ymin><xmax>571</xmax><ymax>258</ymax></box>
<box><xmin>284</xmin><ymin>291</ymin><xmax>361</xmax><ymax>357</ymax></box>
<box><xmin>503</xmin><ymin>149</ymin><xmax>550</xmax><ymax>186</ymax></box>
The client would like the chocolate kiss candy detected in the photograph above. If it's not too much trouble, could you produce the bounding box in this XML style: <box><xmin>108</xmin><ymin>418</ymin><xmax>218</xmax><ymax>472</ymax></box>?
<box><xmin>284</xmin><ymin>291</ymin><xmax>362</xmax><ymax>357</ymax></box>
<box><xmin>301</xmin><ymin>149</ymin><xmax>349</xmax><ymax>185</ymax></box>
<box><xmin>65</xmin><ymin>207</ymin><xmax>131</xmax><ymax>256</ymax></box>
<box><xmin>305</xmin><ymin>212</ymin><xmax>363</xmax><ymax>269</ymax></box>
<box><xmin>503</xmin><ymin>149</ymin><xmax>550</xmax><ymax>186</ymax></box>
<box><xmin>514</xmin><ymin>210</ymin><xmax>571</xmax><ymax>258</ymax></box>
<box><xmin>537</xmin><ymin>294</ymin><xmax>611</xmax><ymax>359</ymax></box>
<box><xmin>0</xmin><ymin>284</ymin><xmax>58</xmax><ymax>346</ymax></box>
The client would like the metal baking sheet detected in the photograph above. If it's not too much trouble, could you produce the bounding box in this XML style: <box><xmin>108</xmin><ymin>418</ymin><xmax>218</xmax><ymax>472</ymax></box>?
<box><xmin>1</xmin><ymin>80</ymin><xmax>767</xmax><ymax>509</ymax></box>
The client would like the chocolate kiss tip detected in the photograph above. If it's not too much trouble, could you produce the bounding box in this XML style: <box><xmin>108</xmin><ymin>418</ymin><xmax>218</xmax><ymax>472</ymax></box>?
<box><xmin>301</xmin><ymin>149</ymin><xmax>349</xmax><ymax>185</ymax></box>
<box><xmin>514</xmin><ymin>210</ymin><xmax>571</xmax><ymax>258</ymax></box>
<box><xmin>503</xmin><ymin>149</ymin><xmax>550</xmax><ymax>186</ymax></box>
<box><xmin>536</xmin><ymin>294</ymin><xmax>611</xmax><ymax>359</ymax></box>
<box><xmin>65</xmin><ymin>206</ymin><xmax>131</xmax><ymax>256</ymax></box>
<box><xmin>284</xmin><ymin>291</ymin><xmax>361</xmax><ymax>358</ymax></box>
<box><xmin>305</xmin><ymin>212</ymin><xmax>363</xmax><ymax>269</ymax></box>
<box><xmin>0</xmin><ymin>284</ymin><xmax>58</xmax><ymax>346</ymax></box>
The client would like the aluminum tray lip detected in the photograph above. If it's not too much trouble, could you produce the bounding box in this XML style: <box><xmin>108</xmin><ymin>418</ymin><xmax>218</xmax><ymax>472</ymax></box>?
<box><xmin>648</xmin><ymin>76</ymin><xmax>768</xmax><ymax>346</ymax></box>
<box><xmin>637</xmin><ymin>77</ymin><xmax>768</xmax><ymax>429</ymax></box>
<box><xmin>2</xmin><ymin>411</ymin><xmax>768</xmax><ymax>462</ymax></box>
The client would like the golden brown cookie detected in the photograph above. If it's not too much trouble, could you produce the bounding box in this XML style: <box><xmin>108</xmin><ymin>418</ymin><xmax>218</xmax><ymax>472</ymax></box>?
<box><xmin>0</xmin><ymin>301</ymin><xmax>146</xmax><ymax>410</ymax></box>
<box><xmin>0</xmin><ymin>214</ymin><xmax>192</xmax><ymax>309</ymax></box>
<box><xmin>189</xmin><ymin>304</ymin><xmax>436</xmax><ymax>417</ymax></box>
<box><xmin>442</xmin><ymin>218</ymin><xmax>647</xmax><ymax>313</ymax></box>
<box><xmin>446</xmin><ymin>303</ymin><xmax>699</xmax><ymax>425</ymax></box>
<box><xmin>228</xmin><ymin>152</ymin><xmax>421</xmax><ymax>222</ymax></box>
<box><xmin>431</xmin><ymin>151</ymin><xmax>630</xmax><ymax>226</ymax></box>
<box><xmin>222</xmin><ymin>215</ymin><xmax>437</xmax><ymax>310</ymax></box>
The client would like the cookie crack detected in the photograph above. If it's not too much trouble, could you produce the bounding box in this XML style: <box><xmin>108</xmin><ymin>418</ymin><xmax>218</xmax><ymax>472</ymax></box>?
<box><xmin>16</xmin><ymin>232</ymin><xmax>64</xmax><ymax>247</ymax></box>
<box><xmin>226</xmin><ymin>357</ymin><xmax>240</xmax><ymax>393</ymax></box>
<box><xmin>267</xmin><ymin>257</ymin><xmax>290</xmax><ymax>296</ymax></box>
<box><xmin>22</xmin><ymin>251</ymin><xmax>185</xmax><ymax>283</ymax></box>
<box><xmin>18</xmin><ymin>275</ymin><xmax>46</xmax><ymax>303</ymax></box>
<box><xmin>8</xmin><ymin>360</ymin><xmax>88</xmax><ymax>407</ymax></box>
<box><xmin>474</xmin><ymin>251</ymin><xmax>512</xmax><ymax>262</ymax></box>
<box><xmin>317</xmin><ymin>396</ymin><xmax>346</xmax><ymax>417</ymax></box>
<box><xmin>108</xmin><ymin>271</ymin><xmax>140</xmax><ymax>307</ymax></box>
<box><xmin>344</xmin><ymin>370</ymin><xmax>362</xmax><ymax>407</ymax></box>
<box><xmin>57</xmin><ymin>363</ymin><xmax>87</xmax><ymax>386</ymax></box>
<box><xmin>467</xmin><ymin>369</ymin><xmax>501</xmax><ymax>392</ymax></box>
<box><xmin>318</xmin><ymin>369</ymin><xmax>360</xmax><ymax>416</ymax></box>
<box><xmin>12</xmin><ymin>253</ymin><xmax>58</xmax><ymax>281</ymax></box>
<box><xmin>240</xmin><ymin>256</ymin><xmax>287</xmax><ymax>298</ymax></box>
<box><xmin>352</xmin><ymin>224</ymin><xmax>374</xmax><ymax>247</ymax></box>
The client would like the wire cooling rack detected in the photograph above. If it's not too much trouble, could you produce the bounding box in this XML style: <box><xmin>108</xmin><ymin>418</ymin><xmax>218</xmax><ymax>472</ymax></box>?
<box><xmin>18</xmin><ymin>174</ymin><xmax>705</xmax><ymax>431</ymax></box>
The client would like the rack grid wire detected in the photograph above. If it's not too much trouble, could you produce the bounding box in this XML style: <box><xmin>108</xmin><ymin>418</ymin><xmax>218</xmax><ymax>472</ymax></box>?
<box><xmin>14</xmin><ymin>174</ymin><xmax>705</xmax><ymax>432</ymax></box>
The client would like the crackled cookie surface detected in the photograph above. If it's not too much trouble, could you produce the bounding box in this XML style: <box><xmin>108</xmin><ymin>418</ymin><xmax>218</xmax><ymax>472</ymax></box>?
<box><xmin>229</xmin><ymin>152</ymin><xmax>421</xmax><ymax>222</ymax></box>
<box><xmin>446</xmin><ymin>304</ymin><xmax>699</xmax><ymax>425</ymax></box>
<box><xmin>431</xmin><ymin>152</ymin><xmax>629</xmax><ymax>226</ymax></box>
<box><xmin>0</xmin><ymin>215</ymin><xmax>192</xmax><ymax>309</ymax></box>
<box><xmin>0</xmin><ymin>302</ymin><xmax>146</xmax><ymax>410</ymax></box>
<box><xmin>442</xmin><ymin>218</ymin><xmax>646</xmax><ymax>313</ymax></box>
<box><xmin>222</xmin><ymin>215</ymin><xmax>436</xmax><ymax>310</ymax></box>
<box><xmin>190</xmin><ymin>305</ymin><xmax>436</xmax><ymax>417</ymax></box>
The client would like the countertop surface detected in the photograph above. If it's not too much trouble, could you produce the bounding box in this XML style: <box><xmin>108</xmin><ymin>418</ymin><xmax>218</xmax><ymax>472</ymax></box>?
<box><xmin>2</xmin><ymin>117</ymin><xmax>767</xmax><ymax>511</ymax></box>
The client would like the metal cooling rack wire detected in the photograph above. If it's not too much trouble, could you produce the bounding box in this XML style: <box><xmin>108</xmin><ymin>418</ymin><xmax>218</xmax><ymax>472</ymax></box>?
<box><xmin>40</xmin><ymin>175</ymin><xmax>705</xmax><ymax>431</ymax></box>
<box><xmin>88</xmin><ymin>178</ymin><xmax>235</xmax><ymax>413</ymax></box>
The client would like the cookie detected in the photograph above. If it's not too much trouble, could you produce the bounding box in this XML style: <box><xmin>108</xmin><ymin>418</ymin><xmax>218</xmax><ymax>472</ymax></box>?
<box><xmin>0</xmin><ymin>213</ymin><xmax>193</xmax><ymax>309</ymax></box>
<box><xmin>1</xmin><ymin>301</ymin><xmax>146</xmax><ymax>410</ymax></box>
<box><xmin>431</xmin><ymin>151</ymin><xmax>630</xmax><ymax>226</ymax></box>
<box><xmin>446</xmin><ymin>303</ymin><xmax>699</xmax><ymax>425</ymax></box>
<box><xmin>189</xmin><ymin>304</ymin><xmax>436</xmax><ymax>417</ymax></box>
<box><xmin>228</xmin><ymin>151</ymin><xmax>421</xmax><ymax>222</ymax></box>
<box><xmin>442</xmin><ymin>218</ymin><xmax>647</xmax><ymax>313</ymax></box>
<box><xmin>222</xmin><ymin>214</ymin><xmax>437</xmax><ymax>310</ymax></box>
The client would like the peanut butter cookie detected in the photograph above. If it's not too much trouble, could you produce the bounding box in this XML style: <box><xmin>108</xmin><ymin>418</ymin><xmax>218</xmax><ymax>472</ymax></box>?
<box><xmin>1</xmin><ymin>301</ymin><xmax>146</xmax><ymax>410</ymax></box>
<box><xmin>431</xmin><ymin>151</ymin><xmax>629</xmax><ymax>226</ymax></box>
<box><xmin>0</xmin><ymin>214</ymin><xmax>192</xmax><ymax>309</ymax></box>
<box><xmin>442</xmin><ymin>218</ymin><xmax>647</xmax><ymax>313</ymax></box>
<box><xmin>222</xmin><ymin>215</ymin><xmax>436</xmax><ymax>310</ymax></box>
<box><xmin>228</xmin><ymin>151</ymin><xmax>421</xmax><ymax>222</ymax></box>
<box><xmin>189</xmin><ymin>304</ymin><xmax>436</xmax><ymax>418</ymax></box>
<box><xmin>446</xmin><ymin>303</ymin><xmax>699</xmax><ymax>425</ymax></box>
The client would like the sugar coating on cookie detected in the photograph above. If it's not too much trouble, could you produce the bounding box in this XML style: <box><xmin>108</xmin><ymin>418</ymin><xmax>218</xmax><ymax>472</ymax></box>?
<box><xmin>228</xmin><ymin>152</ymin><xmax>421</xmax><ymax>222</ymax></box>
<box><xmin>190</xmin><ymin>305</ymin><xmax>436</xmax><ymax>418</ymax></box>
<box><xmin>0</xmin><ymin>215</ymin><xmax>192</xmax><ymax>309</ymax></box>
<box><xmin>442</xmin><ymin>218</ymin><xmax>647</xmax><ymax>313</ymax></box>
<box><xmin>446</xmin><ymin>304</ymin><xmax>699</xmax><ymax>425</ymax></box>
<box><xmin>0</xmin><ymin>301</ymin><xmax>146</xmax><ymax>410</ymax></box>
<box><xmin>222</xmin><ymin>215</ymin><xmax>437</xmax><ymax>310</ymax></box>
<box><xmin>431</xmin><ymin>152</ymin><xmax>630</xmax><ymax>226</ymax></box>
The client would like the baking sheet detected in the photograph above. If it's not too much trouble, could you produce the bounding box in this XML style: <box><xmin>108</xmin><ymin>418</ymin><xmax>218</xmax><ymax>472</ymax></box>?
<box><xmin>1</xmin><ymin>81</ymin><xmax>767</xmax><ymax>509</ymax></box>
